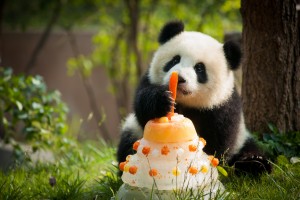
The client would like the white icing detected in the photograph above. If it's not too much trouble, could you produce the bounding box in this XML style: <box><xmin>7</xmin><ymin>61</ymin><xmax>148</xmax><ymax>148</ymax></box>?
<box><xmin>176</xmin><ymin>148</ymin><xmax>184</xmax><ymax>156</ymax></box>
<box><xmin>170</xmin><ymin>113</ymin><xmax>185</xmax><ymax>122</ymax></box>
<box><xmin>121</xmin><ymin>137</ymin><xmax>219</xmax><ymax>190</ymax></box>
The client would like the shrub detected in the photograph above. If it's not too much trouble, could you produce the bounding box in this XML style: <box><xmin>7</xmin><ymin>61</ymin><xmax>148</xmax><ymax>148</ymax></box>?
<box><xmin>256</xmin><ymin>124</ymin><xmax>300</xmax><ymax>160</ymax></box>
<box><xmin>0</xmin><ymin>67</ymin><xmax>68</xmax><ymax>160</ymax></box>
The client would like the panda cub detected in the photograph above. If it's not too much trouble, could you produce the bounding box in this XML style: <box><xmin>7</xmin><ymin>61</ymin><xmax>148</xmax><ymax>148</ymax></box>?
<box><xmin>117</xmin><ymin>21</ymin><xmax>271</xmax><ymax>175</ymax></box>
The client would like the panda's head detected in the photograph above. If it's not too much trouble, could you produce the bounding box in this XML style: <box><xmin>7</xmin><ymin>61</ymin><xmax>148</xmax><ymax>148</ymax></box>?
<box><xmin>149</xmin><ymin>21</ymin><xmax>241</xmax><ymax>108</ymax></box>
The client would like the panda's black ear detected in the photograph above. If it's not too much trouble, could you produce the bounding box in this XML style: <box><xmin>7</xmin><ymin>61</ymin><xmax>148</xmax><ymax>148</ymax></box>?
<box><xmin>223</xmin><ymin>40</ymin><xmax>242</xmax><ymax>70</ymax></box>
<box><xmin>158</xmin><ymin>20</ymin><xmax>184</xmax><ymax>44</ymax></box>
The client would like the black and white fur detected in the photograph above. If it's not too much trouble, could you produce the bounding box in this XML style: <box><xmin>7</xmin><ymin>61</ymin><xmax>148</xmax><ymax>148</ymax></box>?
<box><xmin>117</xmin><ymin>21</ymin><xmax>271</xmax><ymax>175</ymax></box>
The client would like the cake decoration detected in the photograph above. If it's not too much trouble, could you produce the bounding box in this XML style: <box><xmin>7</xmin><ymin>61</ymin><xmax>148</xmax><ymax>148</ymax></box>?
<box><xmin>115</xmin><ymin>72</ymin><xmax>225</xmax><ymax>199</ymax></box>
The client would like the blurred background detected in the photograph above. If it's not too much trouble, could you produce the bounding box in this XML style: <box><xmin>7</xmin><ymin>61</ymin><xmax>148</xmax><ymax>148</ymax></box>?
<box><xmin>0</xmin><ymin>0</ymin><xmax>241</xmax><ymax>142</ymax></box>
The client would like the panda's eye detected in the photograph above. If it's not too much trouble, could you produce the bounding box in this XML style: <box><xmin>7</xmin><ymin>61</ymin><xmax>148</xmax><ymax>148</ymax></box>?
<box><xmin>194</xmin><ymin>62</ymin><xmax>208</xmax><ymax>83</ymax></box>
<box><xmin>194</xmin><ymin>63</ymin><xmax>205</xmax><ymax>73</ymax></box>
<box><xmin>163</xmin><ymin>55</ymin><xmax>181</xmax><ymax>72</ymax></box>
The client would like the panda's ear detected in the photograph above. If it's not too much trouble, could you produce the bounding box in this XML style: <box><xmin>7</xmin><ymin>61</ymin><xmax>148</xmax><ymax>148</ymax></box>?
<box><xmin>158</xmin><ymin>20</ymin><xmax>184</xmax><ymax>44</ymax></box>
<box><xmin>223</xmin><ymin>40</ymin><xmax>242</xmax><ymax>70</ymax></box>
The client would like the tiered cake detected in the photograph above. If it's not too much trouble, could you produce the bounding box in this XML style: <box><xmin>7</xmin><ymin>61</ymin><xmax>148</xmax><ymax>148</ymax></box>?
<box><xmin>120</xmin><ymin>114</ymin><xmax>220</xmax><ymax>190</ymax></box>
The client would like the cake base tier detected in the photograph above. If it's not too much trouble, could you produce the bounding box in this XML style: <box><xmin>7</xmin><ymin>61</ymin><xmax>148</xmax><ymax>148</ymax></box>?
<box><xmin>113</xmin><ymin>182</ymin><xmax>225</xmax><ymax>200</ymax></box>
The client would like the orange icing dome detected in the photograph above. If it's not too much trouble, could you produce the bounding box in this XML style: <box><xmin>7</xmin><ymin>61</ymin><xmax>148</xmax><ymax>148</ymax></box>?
<box><xmin>144</xmin><ymin>114</ymin><xmax>198</xmax><ymax>143</ymax></box>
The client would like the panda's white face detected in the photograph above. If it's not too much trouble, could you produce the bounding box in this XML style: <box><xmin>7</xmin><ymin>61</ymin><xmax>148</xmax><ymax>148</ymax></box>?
<box><xmin>149</xmin><ymin>31</ymin><xmax>235</xmax><ymax>109</ymax></box>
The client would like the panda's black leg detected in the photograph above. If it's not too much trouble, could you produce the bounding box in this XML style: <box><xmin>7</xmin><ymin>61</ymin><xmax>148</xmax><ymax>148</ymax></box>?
<box><xmin>117</xmin><ymin>130</ymin><xmax>139</xmax><ymax>164</ymax></box>
<box><xmin>228</xmin><ymin>138</ymin><xmax>272</xmax><ymax>176</ymax></box>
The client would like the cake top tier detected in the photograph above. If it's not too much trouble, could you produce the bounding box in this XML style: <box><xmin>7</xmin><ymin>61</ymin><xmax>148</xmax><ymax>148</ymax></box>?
<box><xmin>143</xmin><ymin>114</ymin><xmax>198</xmax><ymax>143</ymax></box>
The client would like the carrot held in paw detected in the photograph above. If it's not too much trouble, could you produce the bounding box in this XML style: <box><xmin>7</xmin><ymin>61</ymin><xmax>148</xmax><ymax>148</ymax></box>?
<box><xmin>169</xmin><ymin>71</ymin><xmax>178</xmax><ymax>100</ymax></box>
<box><xmin>167</xmin><ymin>71</ymin><xmax>178</xmax><ymax>119</ymax></box>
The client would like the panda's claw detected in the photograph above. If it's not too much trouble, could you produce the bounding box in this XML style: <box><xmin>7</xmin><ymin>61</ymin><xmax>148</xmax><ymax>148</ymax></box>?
<box><xmin>233</xmin><ymin>154</ymin><xmax>272</xmax><ymax>175</ymax></box>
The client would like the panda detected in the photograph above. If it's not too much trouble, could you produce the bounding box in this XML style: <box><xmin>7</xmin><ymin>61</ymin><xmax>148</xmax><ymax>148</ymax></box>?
<box><xmin>117</xmin><ymin>21</ymin><xmax>272</xmax><ymax>175</ymax></box>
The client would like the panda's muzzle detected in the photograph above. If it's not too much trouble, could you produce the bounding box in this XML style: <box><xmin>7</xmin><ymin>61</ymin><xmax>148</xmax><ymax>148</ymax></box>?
<box><xmin>177</xmin><ymin>75</ymin><xmax>191</xmax><ymax>95</ymax></box>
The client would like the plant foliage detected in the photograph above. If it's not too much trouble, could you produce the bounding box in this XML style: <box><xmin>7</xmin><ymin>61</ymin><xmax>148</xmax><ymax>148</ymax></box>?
<box><xmin>256</xmin><ymin>124</ymin><xmax>300</xmax><ymax>159</ymax></box>
<box><xmin>0</xmin><ymin>67</ymin><xmax>68</xmax><ymax>160</ymax></box>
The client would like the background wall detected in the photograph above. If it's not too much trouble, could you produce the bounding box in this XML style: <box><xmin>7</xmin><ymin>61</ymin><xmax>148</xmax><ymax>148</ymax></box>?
<box><xmin>1</xmin><ymin>31</ymin><xmax>121</xmax><ymax>140</ymax></box>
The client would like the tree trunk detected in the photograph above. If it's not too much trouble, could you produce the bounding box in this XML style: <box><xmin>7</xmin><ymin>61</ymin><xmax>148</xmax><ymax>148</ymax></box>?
<box><xmin>124</xmin><ymin>0</ymin><xmax>143</xmax><ymax>78</ymax></box>
<box><xmin>24</xmin><ymin>0</ymin><xmax>61</xmax><ymax>74</ymax></box>
<box><xmin>66</xmin><ymin>29</ymin><xmax>111</xmax><ymax>140</ymax></box>
<box><xmin>241</xmin><ymin>0</ymin><xmax>300</xmax><ymax>133</ymax></box>
<box><xmin>0</xmin><ymin>0</ymin><xmax>5</xmax><ymax>66</ymax></box>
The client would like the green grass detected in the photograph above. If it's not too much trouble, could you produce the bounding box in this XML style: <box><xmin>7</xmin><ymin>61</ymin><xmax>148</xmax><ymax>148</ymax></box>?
<box><xmin>0</xmin><ymin>139</ymin><xmax>121</xmax><ymax>200</ymax></box>
<box><xmin>0</xmin><ymin>140</ymin><xmax>299</xmax><ymax>200</ymax></box>
<box><xmin>223</xmin><ymin>162</ymin><xmax>300</xmax><ymax>199</ymax></box>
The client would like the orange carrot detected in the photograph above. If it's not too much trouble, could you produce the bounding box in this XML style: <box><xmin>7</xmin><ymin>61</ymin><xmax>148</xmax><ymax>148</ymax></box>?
<box><xmin>169</xmin><ymin>71</ymin><xmax>178</xmax><ymax>100</ymax></box>
<box><xmin>168</xmin><ymin>71</ymin><xmax>178</xmax><ymax>119</ymax></box>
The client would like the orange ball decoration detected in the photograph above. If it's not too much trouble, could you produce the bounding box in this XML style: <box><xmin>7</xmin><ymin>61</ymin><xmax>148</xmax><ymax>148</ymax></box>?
<box><xmin>129</xmin><ymin>165</ymin><xmax>138</xmax><ymax>175</ymax></box>
<box><xmin>188</xmin><ymin>144</ymin><xmax>197</xmax><ymax>152</ymax></box>
<box><xmin>133</xmin><ymin>140</ymin><xmax>140</xmax><ymax>151</ymax></box>
<box><xmin>161</xmin><ymin>145</ymin><xmax>170</xmax><ymax>155</ymax></box>
<box><xmin>201</xmin><ymin>165</ymin><xmax>208</xmax><ymax>173</ymax></box>
<box><xmin>142</xmin><ymin>146</ymin><xmax>151</xmax><ymax>156</ymax></box>
<box><xmin>119</xmin><ymin>162</ymin><xmax>126</xmax><ymax>171</ymax></box>
<box><xmin>188</xmin><ymin>166</ymin><xmax>198</xmax><ymax>175</ymax></box>
<box><xmin>211</xmin><ymin>158</ymin><xmax>219</xmax><ymax>167</ymax></box>
<box><xmin>149</xmin><ymin>168</ymin><xmax>158</xmax><ymax>177</ymax></box>
<box><xmin>200</xmin><ymin>137</ymin><xmax>206</xmax><ymax>146</ymax></box>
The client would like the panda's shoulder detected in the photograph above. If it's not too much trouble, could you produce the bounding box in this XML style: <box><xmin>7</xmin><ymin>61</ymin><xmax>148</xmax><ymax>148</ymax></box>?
<box><xmin>121</xmin><ymin>113</ymin><xmax>143</xmax><ymax>138</ymax></box>
<box><xmin>136</xmin><ymin>71</ymin><xmax>153</xmax><ymax>89</ymax></box>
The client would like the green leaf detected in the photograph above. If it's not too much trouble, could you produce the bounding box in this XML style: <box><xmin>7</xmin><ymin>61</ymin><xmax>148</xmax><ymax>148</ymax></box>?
<box><xmin>268</xmin><ymin>123</ymin><xmax>279</xmax><ymax>134</ymax></box>
<box><xmin>2</xmin><ymin>117</ymin><xmax>8</xmax><ymax>126</ymax></box>
<box><xmin>217</xmin><ymin>166</ymin><xmax>228</xmax><ymax>177</ymax></box>
<box><xmin>15</xmin><ymin>100</ymin><xmax>23</xmax><ymax>111</ymax></box>
<box><xmin>277</xmin><ymin>155</ymin><xmax>289</xmax><ymax>166</ymax></box>
<box><xmin>18</xmin><ymin>113</ymin><xmax>28</xmax><ymax>119</ymax></box>
<box><xmin>32</xmin><ymin>102</ymin><xmax>42</xmax><ymax>109</ymax></box>
<box><xmin>31</xmin><ymin>121</ymin><xmax>41</xmax><ymax>128</ymax></box>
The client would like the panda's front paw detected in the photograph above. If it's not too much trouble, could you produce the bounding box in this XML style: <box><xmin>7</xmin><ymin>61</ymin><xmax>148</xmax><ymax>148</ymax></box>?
<box><xmin>154</xmin><ymin>89</ymin><xmax>174</xmax><ymax>117</ymax></box>
<box><xmin>233</xmin><ymin>154</ymin><xmax>272</xmax><ymax>176</ymax></box>
<box><xmin>134</xmin><ymin>86</ymin><xmax>173</xmax><ymax>127</ymax></box>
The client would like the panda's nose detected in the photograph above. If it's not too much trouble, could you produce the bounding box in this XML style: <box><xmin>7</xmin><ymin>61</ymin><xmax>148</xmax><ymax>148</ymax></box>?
<box><xmin>178</xmin><ymin>75</ymin><xmax>186</xmax><ymax>84</ymax></box>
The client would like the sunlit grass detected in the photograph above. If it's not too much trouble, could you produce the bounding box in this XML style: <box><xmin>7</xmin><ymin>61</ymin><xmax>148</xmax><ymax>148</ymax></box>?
<box><xmin>0</xmin><ymin>139</ymin><xmax>119</xmax><ymax>200</ymax></box>
<box><xmin>223</xmin><ymin>162</ymin><xmax>300</xmax><ymax>199</ymax></box>
<box><xmin>0</xmin><ymin>140</ymin><xmax>299</xmax><ymax>200</ymax></box>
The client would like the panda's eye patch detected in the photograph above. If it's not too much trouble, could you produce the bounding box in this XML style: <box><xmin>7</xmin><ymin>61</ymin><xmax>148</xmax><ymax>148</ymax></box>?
<box><xmin>163</xmin><ymin>55</ymin><xmax>181</xmax><ymax>72</ymax></box>
<box><xmin>194</xmin><ymin>62</ymin><xmax>208</xmax><ymax>83</ymax></box>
